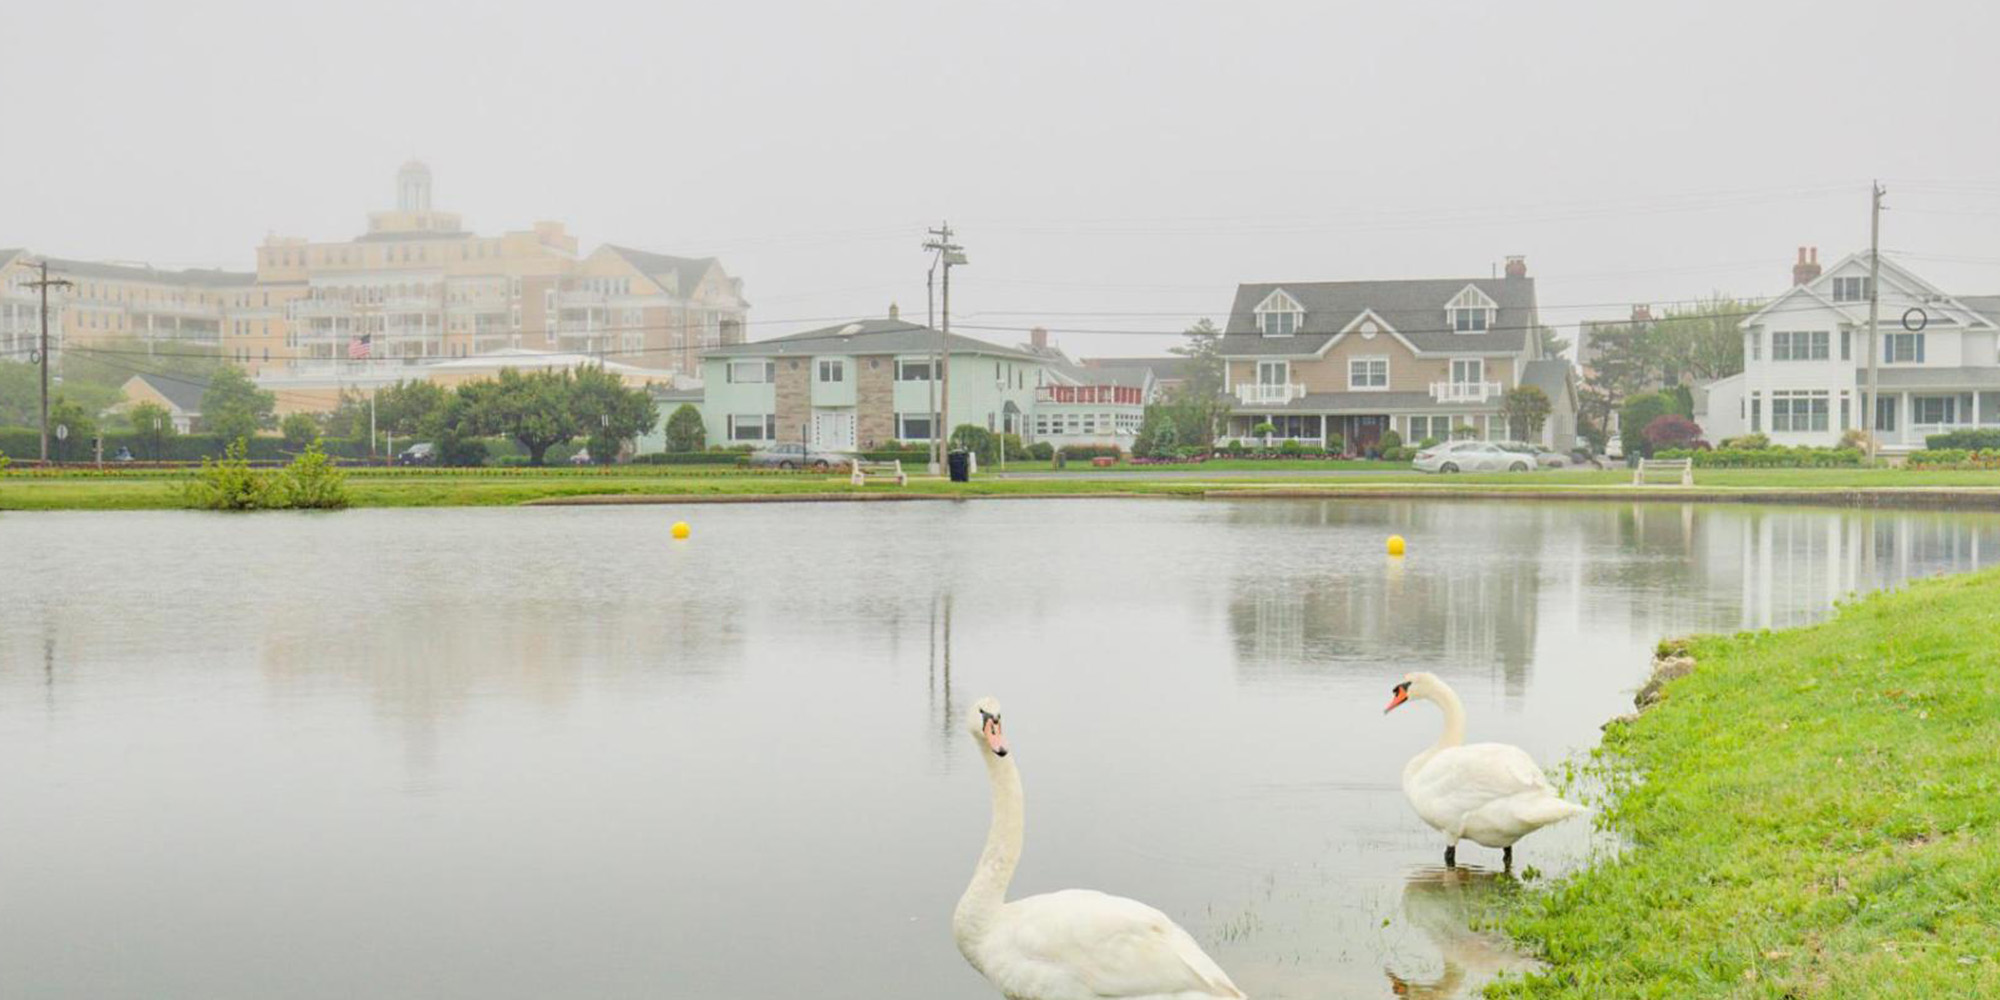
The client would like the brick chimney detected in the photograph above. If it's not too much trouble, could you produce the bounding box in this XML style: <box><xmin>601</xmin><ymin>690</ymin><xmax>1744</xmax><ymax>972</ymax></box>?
<box><xmin>1504</xmin><ymin>255</ymin><xmax>1527</xmax><ymax>279</ymax></box>
<box><xmin>1792</xmin><ymin>246</ymin><xmax>1821</xmax><ymax>286</ymax></box>
<box><xmin>1631</xmin><ymin>304</ymin><xmax>1653</xmax><ymax>322</ymax></box>
<box><xmin>1030</xmin><ymin>326</ymin><xmax>1049</xmax><ymax>349</ymax></box>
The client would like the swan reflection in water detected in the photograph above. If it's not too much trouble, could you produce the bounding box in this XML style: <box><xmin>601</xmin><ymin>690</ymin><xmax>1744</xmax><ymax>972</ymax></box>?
<box><xmin>1385</xmin><ymin>867</ymin><xmax>1539</xmax><ymax>999</ymax></box>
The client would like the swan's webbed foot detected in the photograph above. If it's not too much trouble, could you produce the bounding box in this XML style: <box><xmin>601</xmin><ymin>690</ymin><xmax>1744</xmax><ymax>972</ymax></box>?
<box><xmin>1503</xmin><ymin>846</ymin><xmax>1514</xmax><ymax>870</ymax></box>
<box><xmin>1443</xmin><ymin>845</ymin><xmax>1456</xmax><ymax>868</ymax></box>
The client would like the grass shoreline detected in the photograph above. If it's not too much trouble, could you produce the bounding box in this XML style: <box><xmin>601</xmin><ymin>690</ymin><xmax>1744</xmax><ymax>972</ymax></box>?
<box><xmin>9</xmin><ymin>467</ymin><xmax>2000</xmax><ymax>511</ymax></box>
<box><xmin>1492</xmin><ymin>567</ymin><xmax>2000</xmax><ymax>997</ymax></box>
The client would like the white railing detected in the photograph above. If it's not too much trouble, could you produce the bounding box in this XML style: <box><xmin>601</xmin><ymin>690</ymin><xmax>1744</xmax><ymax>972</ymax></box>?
<box><xmin>1234</xmin><ymin>382</ymin><xmax>1306</xmax><ymax>405</ymax></box>
<box><xmin>1910</xmin><ymin>422</ymin><xmax>1979</xmax><ymax>442</ymax></box>
<box><xmin>1430</xmin><ymin>380</ymin><xmax>1503</xmax><ymax>403</ymax></box>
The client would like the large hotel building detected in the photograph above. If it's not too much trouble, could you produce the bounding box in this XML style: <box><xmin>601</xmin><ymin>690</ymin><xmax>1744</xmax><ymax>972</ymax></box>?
<box><xmin>3</xmin><ymin>162</ymin><xmax>747</xmax><ymax>407</ymax></box>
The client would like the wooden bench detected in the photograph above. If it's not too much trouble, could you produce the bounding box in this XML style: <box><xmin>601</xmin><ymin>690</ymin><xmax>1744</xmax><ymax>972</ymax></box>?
<box><xmin>851</xmin><ymin>459</ymin><xmax>908</xmax><ymax>486</ymax></box>
<box><xmin>1633</xmin><ymin>457</ymin><xmax>1693</xmax><ymax>486</ymax></box>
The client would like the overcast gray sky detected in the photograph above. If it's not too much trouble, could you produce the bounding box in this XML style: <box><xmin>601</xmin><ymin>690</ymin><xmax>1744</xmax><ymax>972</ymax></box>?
<box><xmin>7</xmin><ymin>0</ymin><xmax>1999</xmax><ymax>357</ymax></box>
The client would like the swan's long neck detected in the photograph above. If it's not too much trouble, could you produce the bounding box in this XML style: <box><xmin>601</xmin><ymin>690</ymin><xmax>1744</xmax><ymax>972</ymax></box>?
<box><xmin>954</xmin><ymin>751</ymin><xmax>1023</xmax><ymax>945</ymax></box>
<box><xmin>1405</xmin><ymin>681</ymin><xmax>1469</xmax><ymax>780</ymax></box>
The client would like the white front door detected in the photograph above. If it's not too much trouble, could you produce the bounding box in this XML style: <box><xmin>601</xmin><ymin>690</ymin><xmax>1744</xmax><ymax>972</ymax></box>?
<box><xmin>812</xmin><ymin>408</ymin><xmax>856</xmax><ymax>450</ymax></box>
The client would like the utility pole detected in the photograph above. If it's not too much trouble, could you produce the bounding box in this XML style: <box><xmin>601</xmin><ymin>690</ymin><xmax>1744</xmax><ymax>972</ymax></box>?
<box><xmin>923</xmin><ymin>223</ymin><xmax>966</xmax><ymax>474</ymax></box>
<box><xmin>26</xmin><ymin>261</ymin><xmax>75</xmax><ymax>464</ymax></box>
<box><xmin>926</xmin><ymin>252</ymin><xmax>940</xmax><ymax>474</ymax></box>
<box><xmin>1865</xmin><ymin>181</ymin><xmax>1885</xmax><ymax>464</ymax></box>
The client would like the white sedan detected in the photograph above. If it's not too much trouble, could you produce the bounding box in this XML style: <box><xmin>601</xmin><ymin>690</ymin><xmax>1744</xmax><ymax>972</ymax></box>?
<box><xmin>1412</xmin><ymin>440</ymin><xmax>1535</xmax><ymax>473</ymax></box>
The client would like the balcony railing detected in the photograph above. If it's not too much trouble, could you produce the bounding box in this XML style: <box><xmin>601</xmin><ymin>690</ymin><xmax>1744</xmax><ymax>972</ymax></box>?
<box><xmin>1036</xmin><ymin>385</ymin><xmax>1144</xmax><ymax>405</ymax></box>
<box><xmin>1234</xmin><ymin>382</ymin><xmax>1306</xmax><ymax>405</ymax></box>
<box><xmin>1430</xmin><ymin>380</ymin><xmax>1503</xmax><ymax>403</ymax></box>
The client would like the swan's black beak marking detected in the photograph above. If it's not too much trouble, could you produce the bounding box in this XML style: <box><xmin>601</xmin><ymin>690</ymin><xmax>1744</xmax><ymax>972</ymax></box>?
<box><xmin>980</xmin><ymin>709</ymin><xmax>1009</xmax><ymax>756</ymax></box>
<box><xmin>1384</xmin><ymin>681</ymin><xmax>1411</xmax><ymax>715</ymax></box>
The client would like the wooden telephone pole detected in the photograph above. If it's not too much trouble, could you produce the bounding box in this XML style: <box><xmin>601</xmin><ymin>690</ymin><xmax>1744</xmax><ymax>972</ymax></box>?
<box><xmin>26</xmin><ymin>261</ymin><xmax>75</xmax><ymax>463</ymax></box>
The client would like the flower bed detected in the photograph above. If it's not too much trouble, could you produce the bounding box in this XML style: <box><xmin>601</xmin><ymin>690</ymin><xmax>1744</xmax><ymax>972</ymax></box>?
<box><xmin>1905</xmin><ymin>448</ymin><xmax>2000</xmax><ymax>470</ymax></box>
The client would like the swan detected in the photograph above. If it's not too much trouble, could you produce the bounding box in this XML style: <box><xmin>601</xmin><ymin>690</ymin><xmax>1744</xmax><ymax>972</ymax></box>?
<box><xmin>953</xmin><ymin>697</ymin><xmax>1246</xmax><ymax>1000</ymax></box>
<box><xmin>1384</xmin><ymin>672</ymin><xmax>1585</xmax><ymax>868</ymax></box>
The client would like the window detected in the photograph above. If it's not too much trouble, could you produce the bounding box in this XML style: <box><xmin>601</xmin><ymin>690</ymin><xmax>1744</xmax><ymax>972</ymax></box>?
<box><xmin>1408</xmin><ymin>415</ymin><xmax>1448</xmax><ymax>442</ymax></box>
<box><xmin>895</xmin><ymin>359</ymin><xmax>933</xmax><ymax>381</ymax></box>
<box><xmin>1833</xmin><ymin>276</ymin><xmax>1874</xmax><ymax>302</ymax></box>
<box><xmin>1447</xmin><ymin>286</ymin><xmax>1497</xmax><ymax>333</ymax></box>
<box><xmin>896</xmin><ymin>413</ymin><xmax>934</xmax><ymax>441</ymax></box>
<box><xmin>1875</xmin><ymin>394</ymin><xmax>1898</xmax><ymax>432</ymax></box>
<box><xmin>1840</xmin><ymin>394</ymin><xmax>1850</xmax><ymax>430</ymax></box>
<box><xmin>1256</xmin><ymin>360</ymin><xmax>1289</xmax><ymax>385</ymax></box>
<box><xmin>1450</xmin><ymin>358</ymin><xmax>1484</xmax><ymax>385</ymax></box>
<box><xmin>1885</xmin><ymin>333</ymin><xmax>1925</xmax><ymax>363</ymax></box>
<box><xmin>1748</xmin><ymin>330</ymin><xmax>1761</xmax><ymax>361</ymax></box>
<box><xmin>817</xmin><ymin>359</ymin><xmax>845</xmax><ymax>382</ymax></box>
<box><xmin>726</xmin><ymin>360</ymin><xmax>775</xmax><ymax>383</ymax></box>
<box><xmin>1772</xmin><ymin>331</ymin><xmax>1829</xmax><ymax>361</ymax></box>
<box><xmin>1348</xmin><ymin>357</ymin><xmax>1388</xmax><ymax>389</ymax></box>
<box><xmin>1751</xmin><ymin>393</ymin><xmax>1761</xmax><ymax>432</ymax></box>
<box><xmin>1841</xmin><ymin>329</ymin><xmax>1851</xmax><ymax>362</ymax></box>
<box><xmin>1255</xmin><ymin>289</ymin><xmax>1303</xmax><ymax>337</ymax></box>
<box><xmin>1912</xmin><ymin>396</ymin><xmax>1957</xmax><ymax>425</ymax></box>
<box><xmin>1770</xmin><ymin>391</ymin><xmax>1830</xmax><ymax>432</ymax></box>
<box><xmin>729</xmin><ymin>414</ymin><xmax>775</xmax><ymax>442</ymax></box>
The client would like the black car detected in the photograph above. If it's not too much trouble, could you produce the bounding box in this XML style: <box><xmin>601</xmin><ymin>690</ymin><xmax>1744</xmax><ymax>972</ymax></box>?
<box><xmin>396</xmin><ymin>442</ymin><xmax>435</xmax><ymax>466</ymax></box>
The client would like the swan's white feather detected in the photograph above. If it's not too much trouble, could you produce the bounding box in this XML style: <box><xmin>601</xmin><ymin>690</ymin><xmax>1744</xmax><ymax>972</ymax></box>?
<box><xmin>1406</xmin><ymin>741</ymin><xmax>1582</xmax><ymax>848</ymax></box>
<box><xmin>972</xmin><ymin>889</ymin><xmax>1245</xmax><ymax>1000</ymax></box>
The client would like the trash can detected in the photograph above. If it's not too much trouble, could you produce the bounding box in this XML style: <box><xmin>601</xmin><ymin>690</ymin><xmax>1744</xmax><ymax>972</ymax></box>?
<box><xmin>947</xmin><ymin>450</ymin><xmax>971</xmax><ymax>483</ymax></box>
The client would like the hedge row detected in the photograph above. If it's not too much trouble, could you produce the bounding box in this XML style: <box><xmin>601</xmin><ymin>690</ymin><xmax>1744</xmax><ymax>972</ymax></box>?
<box><xmin>0</xmin><ymin>427</ymin><xmax>376</xmax><ymax>462</ymax></box>
<box><xmin>1924</xmin><ymin>429</ymin><xmax>2000</xmax><ymax>450</ymax></box>
<box><xmin>1654</xmin><ymin>446</ymin><xmax>1865</xmax><ymax>468</ymax></box>
<box><xmin>1906</xmin><ymin>448</ymin><xmax>2000</xmax><ymax>470</ymax></box>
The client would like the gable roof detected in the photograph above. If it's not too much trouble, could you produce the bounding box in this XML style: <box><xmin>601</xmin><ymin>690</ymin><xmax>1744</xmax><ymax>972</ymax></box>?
<box><xmin>1960</xmin><ymin>295</ymin><xmax>2000</xmax><ymax>328</ymax></box>
<box><xmin>1519</xmin><ymin>359</ymin><xmax>1577</xmax><ymax>408</ymax></box>
<box><xmin>1081</xmin><ymin>356</ymin><xmax>1191</xmax><ymax>383</ymax></box>
<box><xmin>1219</xmin><ymin>276</ymin><xmax>1535</xmax><ymax>356</ymax></box>
<box><xmin>123</xmin><ymin>372</ymin><xmax>209</xmax><ymax>413</ymax></box>
<box><xmin>604</xmin><ymin>245</ymin><xmax>723</xmax><ymax>299</ymax></box>
<box><xmin>702</xmin><ymin>318</ymin><xmax>1040</xmax><ymax>361</ymax></box>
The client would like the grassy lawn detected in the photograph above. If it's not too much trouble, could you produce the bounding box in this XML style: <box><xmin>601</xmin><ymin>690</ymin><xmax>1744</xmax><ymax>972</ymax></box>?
<box><xmin>6</xmin><ymin>465</ymin><xmax>2000</xmax><ymax>510</ymax></box>
<box><xmin>1492</xmin><ymin>568</ymin><xmax>2000</xmax><ymax>998</ymax></box>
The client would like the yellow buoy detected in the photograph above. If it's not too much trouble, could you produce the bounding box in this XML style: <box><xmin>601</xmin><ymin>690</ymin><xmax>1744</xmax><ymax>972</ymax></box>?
<box><xmin>1386</xmin><ymin>534</ymin><xmax>1406</xmax><ymax>556</ymax></box>
<box><xmin>671</xmin><ymin>521</ymin><xmax>691</xmax><ymax>540</ymax></box>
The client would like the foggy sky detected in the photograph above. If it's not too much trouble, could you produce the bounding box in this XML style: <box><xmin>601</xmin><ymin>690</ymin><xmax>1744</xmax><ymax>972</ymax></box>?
<box><xmin>6</xmin><ymin>0</ymin><xmax>1999</xmax><ymax>357</ymax></box>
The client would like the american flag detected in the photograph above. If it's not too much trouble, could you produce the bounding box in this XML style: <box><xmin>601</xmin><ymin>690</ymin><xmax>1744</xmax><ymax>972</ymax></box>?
<box><xmin>347</xmin><ymin>334</ymin><xmax>372</xmax><ymax>360</ymax></box>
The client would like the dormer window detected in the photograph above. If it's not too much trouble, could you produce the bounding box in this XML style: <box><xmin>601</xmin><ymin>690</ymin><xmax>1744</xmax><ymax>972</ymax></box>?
<box><xmin>1254</xmin><ymin>289</ymin><xmax>1304</xmax><ymax>337</ymax></box>
<box><xmin>1447</xmin><ymin>286</ymin><xmax>1497</xmax><ymax>333</ymax></box>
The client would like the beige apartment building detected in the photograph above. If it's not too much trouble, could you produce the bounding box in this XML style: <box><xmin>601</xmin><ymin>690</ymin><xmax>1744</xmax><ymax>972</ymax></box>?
<box><xmin>2</xmin><ymin>162</ymin><xmax>747</xmax><ymax>402</ymax></box>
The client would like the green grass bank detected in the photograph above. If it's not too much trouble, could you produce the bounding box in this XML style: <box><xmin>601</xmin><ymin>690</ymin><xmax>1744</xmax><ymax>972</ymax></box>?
<box><xmin>1493</xmin><ymin>567</ymin><xmax>2000</xmax><ymax>998</ymax></box>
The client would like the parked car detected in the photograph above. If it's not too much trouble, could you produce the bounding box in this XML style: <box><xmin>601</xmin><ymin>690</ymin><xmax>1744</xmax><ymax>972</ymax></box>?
<box><xmin>1411</xmin><ymin>440</ymin><xmax>1535</xmax><ymax>473</ymax></box>
<box><xmin>1495</xmin><ymin>441</ymin><xmax>1567</xmax><ymax>468</ymax></box>
<box><xmin>568</xmin><ymin>447</ymin><xmax>593</xmax><ymax>466</ymax></box>
<box><xmin>396</xmin><ymin>442</ymin><xmax>435</xmax><ymax>466</ymax></box>
<box><xmin>748</xmin><ymin>442</ymin><xmax>856</xmax><ymax>471</ymax></box>
<box><xmin>111</xmin><ymin>446</ymin><xmax>135</xmax><ymax>463</ymax></box>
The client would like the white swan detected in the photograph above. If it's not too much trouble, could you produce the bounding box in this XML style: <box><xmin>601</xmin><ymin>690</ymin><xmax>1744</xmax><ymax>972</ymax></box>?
<box><xmin>1384</xmin><ymin>672</ymin><xmax>1585</xmax><ymax>868</ymax></box>
<box><xmin>953</xmin><ymin>697</ymin><xmax>1246</xmax><ymax>1000</ymax></box>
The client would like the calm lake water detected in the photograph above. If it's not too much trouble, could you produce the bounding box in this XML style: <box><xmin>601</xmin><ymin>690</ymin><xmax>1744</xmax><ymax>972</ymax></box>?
<box><xmin>3</xmin><ymin>500</ymin><xmax>1998</xmax><ymax>999</ymax></box>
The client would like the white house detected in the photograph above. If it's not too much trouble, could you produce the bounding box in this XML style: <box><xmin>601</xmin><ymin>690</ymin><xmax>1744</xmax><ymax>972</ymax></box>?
<box><xmin>1737</xmin><ymin>249</ymin><xmax>2000</xmax><ymax>450</ymax></box>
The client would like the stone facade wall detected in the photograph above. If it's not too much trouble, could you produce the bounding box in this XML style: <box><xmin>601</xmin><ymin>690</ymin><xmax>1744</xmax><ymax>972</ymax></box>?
<box><xmin>775</xmin><ymin>357</ymin><xmax>810</xmax><ymax>444</ymax></box>
<box><xmin>856</xmin><ymin>355</ymin><xmax>895</xmax><ymax>448</ymax></box>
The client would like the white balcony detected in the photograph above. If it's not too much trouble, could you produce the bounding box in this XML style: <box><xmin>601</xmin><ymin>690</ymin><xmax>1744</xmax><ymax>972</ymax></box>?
<box><xmin>1234</xmin><ymin>382</ymin><xmax>1306</xmax><ymax>405</ymax></box>
<box><xmin>1430</xmin><ymin>381</ymin><xmax>1503</xmax><ymax>403</ymax></box>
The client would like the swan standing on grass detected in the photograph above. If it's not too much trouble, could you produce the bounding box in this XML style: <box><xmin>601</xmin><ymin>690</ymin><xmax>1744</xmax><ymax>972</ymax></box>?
<box><xmin>1384</xmin><ymin>672</ymin><xmax>1585</xmax><ymax>869</ymax></box>
<box><xmin>953</xmin><ymin>697</ymin><xmax>1246</xmax><ymax>1000</ymax></box>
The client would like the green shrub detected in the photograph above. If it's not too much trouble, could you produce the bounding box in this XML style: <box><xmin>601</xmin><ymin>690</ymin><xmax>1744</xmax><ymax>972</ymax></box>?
<box><xmin>1250</xmin><ymin>421</ymin><xmax>1276</xmax><ymax>439</ymax></box>
<box><xmin>1619</xmin><ymin>391</ymin><xmax>1677</xmax><ymax>458</ymax></box>
<box><xmin>278</xmin><ymin>439</ymin><xmax>350</xmax><ymax>509</ymax></box>
<box><xmin>182</xmin><ymin>439</ymin><xmax>278</xmax><ymax>510</ymax></box>
<box><xmin>1925</xmin><ymin>428</ymin><xmax>2000</xmax><ymax>450</ymax></box>
<box><xmin>1057</xmin><ymin>443</ymin><xmax>1123</xmax><ymax>461</ymax></box>
<box><xmin>1655</xmin><ymin>445</ymin><xmax>1864</xmax><ymax>468</ymax></box>
<box><xmin>1378</xmin><ymin>429</ymin><xmax>1402</xmax><ymax>453</ymax></box>
<box><xmin>1907</xmin><ymin>448</ymin><xmax>2000</xmax><ymax>469</ymax></box>
<box><xmin>1279</xmin><ymin>438</ymin><xmax>1303</xmax><ymax>455</ymax></box>
<box><xmin>1719</xmin><ymin>432</ymin><xmax>1770</xmax><ymax>449</ymax></box>
<box><xmin>1325</xmin><ymin>433</ymin><xmax>1344</xmax><ymax>454</ymax></box>
<box><xmin>1452</xmin><ymin>424</ymin><xmax>1480</xmax><ymax>441</ymax></box>
<box><xmin>1027</xmin><ymin>442</ymin><xmax>1054</xmax><ymax>461</ymax></box>
<box><xmin>0</xmin><ymin>449</ymin><xmax>9</xmax><ymax>471</ymax></box>
<box><xmin>1418</xmin><ymin>436</ymin><xmax>1441</xmax><ymax>449</ymax></box>
<box><xmin>663</xmin><ymin>403</ymin><xmax>706</xmax><ymax>453</ymax></box>
<box><xmin>1226</xmin><ymin>439</ymin><xmax>1246</xmax><ymax>456</ymax></box>
<box><xmin>948</xmin><ymin>424</ymin><xmax>996</xmax><ymax>463</ymax></box>
<box><xmin>632</xmin><ymin>452</ymin><xmax>746</xmax><ymax>465</ymax></box>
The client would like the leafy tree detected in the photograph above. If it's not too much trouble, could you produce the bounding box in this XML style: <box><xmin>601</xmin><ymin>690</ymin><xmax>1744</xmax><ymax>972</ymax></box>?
<box><xmin>948</xmin><ymin>423</ymin><xmax>996</xmax><ymax>464</ymax></box>
<box><xmin>127</xmin><ymin>401</ymin><xmax>178</xmax><ymax>459</ymax></box>
<box><xmin>571</xmin><ymin>365</ymin><xmax>658</xmax><ymax>464</ymax></box>
<box><xmin>1619</xmin><ymin>392</ymin><xmax>1677</xmax><ymax>458</ymax></box>
<box><xmin>1166</xmin><ymin>318</ymin><xmax>1230</xmax><ymax>445</ymax></box>
<box><xmin>46</xmin><ymin>396</ymin><xmax>98</xmax><ymax>462</ymax></box>
<box><xmin>1642</xmin><ymin>414</ymin><xmax>1704</xmax><ymax>453</ymax></box>
<box><xmin>0</xmin><ymin>360</ymin><xmax>119</xmax><ymax>427</ymax></box>
<box><xmin>281</xmin><ymin>412</ymin><xmax>321</xmax><ymax>451</ymax></box>
<box><xmin>201</xmin><ymin>365</ymin><xmax>275</xmax><ymax>446</ymax></box>
<box><xmin>373</xmin><ymin>379</ymin><xmax>451</xmax><ymax>440</ymax></box>
<box><xmin>1502</xmin><ymin>385</ymin><xmax>1553</xmax><ymax>441</ymax></box>
<box><xmin>324</xmin><ymin>389</ymin><xmax>373</xmax><ymax>441</ymax></box>
<box><xmin>457</xmin><ymin>368</ymin><xmax>581</xmax><ymax>466</ymax></box>
<box><xmin>1581</xmin><ymin>297</ymin><xmax>1747</xmax><ymax>446</ymax></box>
<box><xmin>664</xmin><ymin>403</ymin><xmax>706</xmax><ymax>452</ymax></box>
<box><xmin>1147</xmin><ymin>420</ymin><xmax>1180</xmax><ymax>459</ymax></box>
<box><xmin>1535</xmin><ymin>325</ymin><xmax>1567</xmax><ymax>359</ymax></box>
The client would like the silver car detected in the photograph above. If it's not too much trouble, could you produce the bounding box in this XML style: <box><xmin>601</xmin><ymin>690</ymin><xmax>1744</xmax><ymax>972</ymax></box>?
<box><xmin>748</xmin><ymin>442</ymin><xmax>856</xmax><ymax>471</ymax></box>
<box><xmin>1496</xmin><ymin>441</ymin><xmax>1567</xmax><ymax>468</ymax></box>
<box><xmin>1411</xmin><ymin>440</ymin><xmax>1534</xmax><ymax>473</ymax></box>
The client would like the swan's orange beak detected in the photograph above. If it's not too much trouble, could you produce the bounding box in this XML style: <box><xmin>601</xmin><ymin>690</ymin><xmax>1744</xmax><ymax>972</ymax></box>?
<box><xmin>1384</xmin><ymin>683</ymin><xmax>1411</xmax><ymax>714</ymax></box>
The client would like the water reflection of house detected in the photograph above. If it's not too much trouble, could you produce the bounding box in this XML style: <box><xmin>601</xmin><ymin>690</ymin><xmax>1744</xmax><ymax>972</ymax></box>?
<box><xmin>1223</xmin><ymin>502</ymin><xmax>1543</xmax><ymax>695</ymax></box>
